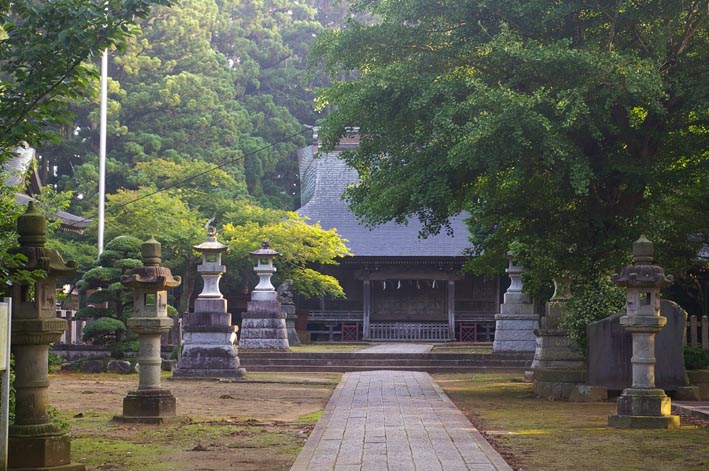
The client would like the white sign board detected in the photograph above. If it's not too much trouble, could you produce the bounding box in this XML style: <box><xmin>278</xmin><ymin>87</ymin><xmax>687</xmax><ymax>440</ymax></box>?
<box><xmin>0</xmin><ymin>302</ymin><xmax>8</xmax><ymax>371</ymax></box>
<box><xmin>0</xmin><ymin>297</ymin><xmax>11</xmax><ymax>471</ymax></box>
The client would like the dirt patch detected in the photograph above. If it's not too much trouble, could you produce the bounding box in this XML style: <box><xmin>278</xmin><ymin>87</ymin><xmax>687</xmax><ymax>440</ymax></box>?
<box><xmin>49</xmin><ymin>372</ymin><xmax>339</xmax><ymax>471</ymax></box>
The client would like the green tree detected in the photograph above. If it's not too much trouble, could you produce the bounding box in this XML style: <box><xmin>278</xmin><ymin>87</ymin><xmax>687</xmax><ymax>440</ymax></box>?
<box><xmin>0</xmin><ymin>0</ymin><xmax>173</xmax><ymax>160</ymax></box>
<box><xmin>221</xmin><ymin>201</ymin><xmax>351</xmax><ymax>299</ymax></box>
<box><xmin>76</xmin><ymin>235</ymin><xmax>143</xmax><ymax>343</ymax></box>
<box><xmin>312</xmin><ymin>0</ymin><xmax>709</xmax><ymax>298</ymax></box>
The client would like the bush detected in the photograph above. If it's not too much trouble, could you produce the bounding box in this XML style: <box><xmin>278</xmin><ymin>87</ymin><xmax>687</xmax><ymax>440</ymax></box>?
<box><xmin>684</xmin><ymin>346</ymin><xmax>709</xmax><ymax>370</ymax></box>
<box><xmin>110</xmin><ymin>340</ymin><xmax>140</xmax><ymax>359</ymax></box>
<box><xmin>82</xmin><ymin>317</ymin><xmax>127</xmax><ymax>344</ymax></box>
<box><xmin>563</xmin><ymin>276</ymin><xmax>626</xmax><ymax>355</ymax></box>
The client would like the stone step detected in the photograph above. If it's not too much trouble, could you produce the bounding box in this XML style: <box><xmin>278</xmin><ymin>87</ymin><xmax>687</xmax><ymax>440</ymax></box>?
<box><xmin>237</xmin><ymin>364</ymin><xmax>529</xmax><ymax>373</ymax></box>
<box><xmin>237</xmin><ymin>351</ymin><xmax>533</xmax><ymax>373</ymax></box>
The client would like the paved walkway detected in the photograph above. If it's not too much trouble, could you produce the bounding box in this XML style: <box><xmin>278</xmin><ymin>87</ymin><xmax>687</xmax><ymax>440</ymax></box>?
<box><xmin>674</xmin><ymin>401</ymin><xmax>709</xmax><ymax>420</ymax></box>
<box><xmin>291</xmin><ymin>370</ymin><xmax>512</xmax><ymax>471</ymax></box>
<box><xmin>358</xmin><ymin>343</ymin><xmax>433</xmax><ymax>354</ymax></box>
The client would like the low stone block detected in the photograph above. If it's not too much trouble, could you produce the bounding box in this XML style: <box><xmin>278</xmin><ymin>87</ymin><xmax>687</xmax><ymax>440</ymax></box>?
<box><xmin>107</xmin><ymin>360</ymin><xmax>132</xmax><ymax>374</ymax></box>
<box><xmin>569</xmin><ymin>385</ymin><xmax>608</xmax><ymax>402</ymax></box>
<box><xmin>79</xmin><ymin>359</ymin><xmax>105</xmax><ymax>373</ymax></box>
<box><xmin>672</xmin><ymin>386</ymin><xmax>701</xmax><ymax>401</ymax></box>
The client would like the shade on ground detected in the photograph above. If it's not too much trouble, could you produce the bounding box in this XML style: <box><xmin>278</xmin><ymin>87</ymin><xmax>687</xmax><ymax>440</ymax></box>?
<box><xmin>291</xmin><ymin>370</ymin><xmax>512</xmax><ymax>471</ymax></box>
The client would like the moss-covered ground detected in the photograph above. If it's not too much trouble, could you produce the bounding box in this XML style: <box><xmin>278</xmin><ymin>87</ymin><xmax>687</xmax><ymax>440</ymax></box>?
<box><xmin>436</xmin><ymin>373</ymin><xmax>709</xmax><ymax>471</ymax></box>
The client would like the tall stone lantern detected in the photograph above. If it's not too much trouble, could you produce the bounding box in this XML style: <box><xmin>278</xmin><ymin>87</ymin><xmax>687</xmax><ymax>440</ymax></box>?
<box><xmin>608</xmin><ymin>235</ymin><xmax>680</xmax><ymax>428</ymax></box>
<box><xmin>493</xmin><ymin>252</ymin><xmax>537</xmax><ymax>352</ymax></box>
<box><xmin>239</xmin><ymin>241</ymin><xmax>289</xmax><ymax>349</ymax></box>
<box><xmin>173</xmin><ymin>227</ymin><xmax>243</xmax><ymax>378</ymax></box>
<box><xmin>8</xmin><ymin>202</ymin><xmax>85</xmax><ymax>470</ymax></box>
<box><xmin>115</xmin><ymin>237</ymin><xmax>181</xmax><ymax>423</ymax></box>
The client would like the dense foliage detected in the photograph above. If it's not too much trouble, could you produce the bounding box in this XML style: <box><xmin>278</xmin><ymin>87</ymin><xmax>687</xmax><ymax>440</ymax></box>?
<box><xmin>313</xmin><ymin>0</ymin><xmax>709</xmax><ymax>301</ymax></box>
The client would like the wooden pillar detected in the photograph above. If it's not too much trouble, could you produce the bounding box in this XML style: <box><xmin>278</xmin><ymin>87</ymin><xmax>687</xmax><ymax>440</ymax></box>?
<box><xmin>363</xmin><ymin>279</ymin><xmax>371</xmax><ymax>339</ymax></box>
<box><xmin>448</xmin><ymin>280</ymin><xmax>456</xmax><ymax>340</ymax></box>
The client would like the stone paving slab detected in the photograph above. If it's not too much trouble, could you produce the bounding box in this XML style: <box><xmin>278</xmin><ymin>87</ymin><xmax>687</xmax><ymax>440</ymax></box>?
<box><xmin>291</xmin><ymin>370</ymin><xmax>513</xmax><ymax>471</ymax></box>
<box><xmin>673</xmin><ymin>401</ymin><xmax>709</xmax><ymax>420</ymax></box>
<box><xmin>357</xmin><ymin>344</ymin><xmax>434</xmax><ymax>354</ymax></box>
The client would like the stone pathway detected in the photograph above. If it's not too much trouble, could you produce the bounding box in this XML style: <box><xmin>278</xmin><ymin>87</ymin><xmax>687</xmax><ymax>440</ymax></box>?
<box><xmin>358</xmin><ymin>343</ymin><xmax>433</xmax><ymax>354</ymax></box>
<box><xmin>290</xmin><ymin>370</ymin><xmax>513</xmax><ymax>471</ymax></box>
<box><xmin>673</xmin><ymin>401</ymin><xmax>709</xmax><ymax>420</ymax></box>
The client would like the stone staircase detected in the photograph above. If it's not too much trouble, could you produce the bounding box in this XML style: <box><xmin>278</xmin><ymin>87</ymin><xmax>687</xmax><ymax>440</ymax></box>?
<box><xmin>238</xmin><ymin>351</ymin><xmax>533</xmax><ymax>373</ymax></box>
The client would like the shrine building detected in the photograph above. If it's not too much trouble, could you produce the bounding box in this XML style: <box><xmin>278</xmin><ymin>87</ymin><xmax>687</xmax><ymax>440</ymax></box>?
<box><xmin>296</xmin><ymin>133</ymin><xmax>502</xmax><ymax>342</ymax></box>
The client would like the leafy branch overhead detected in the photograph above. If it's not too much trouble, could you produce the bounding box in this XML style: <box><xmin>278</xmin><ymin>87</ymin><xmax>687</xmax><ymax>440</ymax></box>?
<box><xmin>0</xmin><ymin>0</ymin><xmax>174</xmax><ymax>159</ymax></box>
<box><xmin>312</xmin><ymin>0</ymin><xmax>709</xmax><ymax>297</ymax></box>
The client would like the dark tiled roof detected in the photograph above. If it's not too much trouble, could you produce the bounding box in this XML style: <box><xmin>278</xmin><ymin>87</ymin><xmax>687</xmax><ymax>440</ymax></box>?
<box><xmin>297</xmin><ymin>150</ymin><xmax>471</xmax><ymax>257</ymax></box>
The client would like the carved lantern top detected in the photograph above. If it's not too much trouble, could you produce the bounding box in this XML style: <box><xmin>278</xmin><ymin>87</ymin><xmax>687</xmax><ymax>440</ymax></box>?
<box><xmin>120</xmin><ymin>237</ymin><xmax>181</xmax><ymax>290</ymax></box>
<box><xmin>10</xmin><ymin>202</ymin><xmax>77</xmax><ymax>276</ymax></box>
<box><xmin>613</xmin><ymin>235</ymin><xmax>673</xmax><ymax>289</ymax></box>
<box><xmin>250</xmin><ymin>240</ymin><xmax>279</xmax><ymax>258</ymax></box>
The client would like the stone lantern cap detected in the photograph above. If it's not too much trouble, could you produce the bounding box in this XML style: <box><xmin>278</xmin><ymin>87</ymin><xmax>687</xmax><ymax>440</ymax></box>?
<box><xmin>193</xmin><ymin>227</ymin><xmax>229</xmax><ymax>254</ymax></box>
<box><xmin>10</xmin><ymin>202</ymin><xmax>77</xmax><ymax>276</ymax></box>
<box><xmin>250</xmin><ymin>240</ymin><xmax>279</xmax><ymax>258</ymax></box>
<box><xmin>613</xmin><ymin>235</ymin><xmax>673</xmax><ymax>288</ymax></box>
<box><xmin>121</xmin><ymin>237</ymin><xmax>181</xmax><ymax>290</ymax></box>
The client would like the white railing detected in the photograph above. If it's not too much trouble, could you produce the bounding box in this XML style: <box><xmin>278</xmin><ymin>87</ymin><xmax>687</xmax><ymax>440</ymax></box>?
<box><xmin>308</xmin><ymin>310</ymin><xmax>364</xmax><ymax>322</ymax></box>
<box><xmin>368</xmin><ymin>322</ymin><xmax>450</xmax><ymax>341</ymax></box>
<box><xmin>687</xmin><ymin>314</ymin><xmax>709</xmax><ymax>351</ymax></box>
<box><xmin>56</xmin><ymin>310</ymin><xmax>86</xmax><ymax>344</ymax></box>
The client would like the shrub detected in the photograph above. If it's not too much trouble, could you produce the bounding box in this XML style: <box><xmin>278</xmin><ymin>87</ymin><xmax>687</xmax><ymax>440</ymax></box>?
<box><xmin>82</xmin><ymin>317</ymin><xmax>127</xmax><ymax>344</ymax></box>
<box><xmin>563</xmin><ymin>276</ymin><xmax>626</xmax><ymax>355</ymax></box>
<box><xmin>684</xmin><ymin>346</ymin><xmax>709</xmax><ymax>370</ymax></box>
<box><xmin>110</xmin><ymin>339</ymin><xmax>140</xmax><ymax>359</ymax></box>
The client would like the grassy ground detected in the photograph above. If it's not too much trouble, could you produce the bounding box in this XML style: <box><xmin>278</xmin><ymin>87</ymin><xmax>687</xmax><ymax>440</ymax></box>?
<box><xmin>436</xmin><ymin>373</ymin><xmax>709</xmax><ymax>471</ymax></box>
<box><xmin>49</xmin><ymin>372</ymin><xmax>339</xmax><ymax>471</ymax></box>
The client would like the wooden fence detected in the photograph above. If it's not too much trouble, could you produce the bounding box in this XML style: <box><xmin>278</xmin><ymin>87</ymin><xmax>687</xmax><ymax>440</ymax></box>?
<box><xmin>369</xmin><ymin>322</ymin><xmax>451</xmax><ymax>342</ymax></box>
<box><xmin>687</xmin><ymin>314</ymin><xmax>709</xmax><ymax>351</ymax></box>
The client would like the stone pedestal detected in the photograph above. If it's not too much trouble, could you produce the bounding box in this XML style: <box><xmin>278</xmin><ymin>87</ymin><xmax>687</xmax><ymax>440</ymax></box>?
<box><xmin>239</xmin><ymin>242</ymin><xmax>289</xmax><ymax>349</ymax></box>
<box><xmin>530</xmin><ymin>280</ymin><xmax>584</xmax><ymax>370</ymax></box>
<box><xmin>174</xmin><ymin>299</ymin><xmax>243</xmax><ymax>377</ymax></box>
<box><xmin>530</xmin><ymin>279</ymin><xmax>584</xmax><ymax>399</ymax></box>
<box><xmin>284</xmin><ymin>304</ymin><xmax>301</xmax><ymax>346</ymax></box>
<box><xmin>8</xmin><ymin>203</ymin><xmax>85</xmax><ymax>471</ymax></box>
<box><xmin>115</xmin><ymin>238</ymin><xmax>181</xmax><ymax>423</ymax></box>
<box><xmin>240</xmin><ymin>300</ymin><xmax>289</xmax><ymax>349</ymax></box>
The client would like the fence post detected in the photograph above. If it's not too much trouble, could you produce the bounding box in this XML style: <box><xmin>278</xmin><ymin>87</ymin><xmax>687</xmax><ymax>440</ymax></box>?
<box><xmin>702</xmin><ymin>316</ymin><xmax>709</xmax><ymax>351</ymax></box>
<box><xmin>690</xmin><ymin>315</ymin><xmax>699</xmax><ymax>347</ymax></box>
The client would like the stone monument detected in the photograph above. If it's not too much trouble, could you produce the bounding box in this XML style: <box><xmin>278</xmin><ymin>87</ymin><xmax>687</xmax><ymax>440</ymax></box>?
<box><xmin>608</xmin><ymin>236</ymin><xmax>680</xmax><ymax>428</ymax></box>
<box><xmin>115</xmin><ymin>237</ymin><xmax>181</xmax><ymax>423</ymax></box>
<box><xmin>587</xmin><ymin>299</ymin><xmax>690</xmax><ymax>392</ymax></box>
<box><xmin>173</xmin><ymin>227</ymin><xmax>244</xmax><ymax>378</ymax></box>
<box><xmin>493</xmin><ymin>254</ymin><xmax>537</xmax><ymax>352</ymax></box>
<box><xmin>277</xmin><ymin>279</ymin><xmax>301</xmax><ymax>346</ymax></box>
<box><xmin>239</xmin><ymin>241</ymin><xmax>289</xmax><ymax>349</ymax></box>
<box><xmin>7</xmin><ymin>203</ymin><xmax>85</xmax><ymax>470</ymax></box>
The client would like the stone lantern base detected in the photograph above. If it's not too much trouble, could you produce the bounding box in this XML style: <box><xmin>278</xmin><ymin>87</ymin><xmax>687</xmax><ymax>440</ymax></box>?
<box><xmin>608</xmin><ymin>388</ymin><xmax>680</xmax><ymax>429</ymax></box>
<box><xmin>9</xmin><ymin>427</ymin><xmax>85</xmax><ymax>471</ymax></box>
<box><xmin>239</xmin><ymin>301</ymin><xmax>289</xmax><ymax>349</ymax></box>
<box><xmin>113</xmin><ymin>389</ymin><xmax>179</xmax><ymax>424</ymax></box>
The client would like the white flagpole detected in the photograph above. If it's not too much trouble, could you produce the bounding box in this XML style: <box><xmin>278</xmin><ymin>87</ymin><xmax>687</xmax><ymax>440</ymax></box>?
<box><xmin>98</xmin><ymin>49</ymin><xmax>107</xmax><ymax>258</ymax></box>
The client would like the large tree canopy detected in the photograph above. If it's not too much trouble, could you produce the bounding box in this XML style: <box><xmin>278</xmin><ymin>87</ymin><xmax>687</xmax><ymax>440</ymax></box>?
<box><xmin>0</xmin><ymin>0</ymin><xmax>172</xmax><ymax>159</ymax></box>
<box><xmin>313</xmin><ymin>0</ymin><xmax>709</xmax><ymax>294</ymax></box>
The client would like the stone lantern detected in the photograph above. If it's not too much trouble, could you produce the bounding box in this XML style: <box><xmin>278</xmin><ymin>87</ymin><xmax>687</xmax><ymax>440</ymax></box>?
<box><xmin>173</xmin><ymin>227</ymin><xmax>243</xmax><ymax>378</ymax></box>
<box><xmin>250</xmin><ymin>240</ymin><xmax>279</xmax><ymax>301</ymax></box>
<box><xmin>115</xmin><ymin>237</ymin><xmax>181</xmax><ymax>423</ymax></box>
<box><xmin>493</xmin><ymin>252</ymin><xmax>537</xmax><ymax>352</ymax></box>
<box><xmin>8</xmin><ymin>202</ymin><xmax>85</xmax><ymax>470</ymax></box>
<box><xmin>608</xmin><ymin>235</ymin><xmax>680</xmax><ymax>428</ymax></box>
<box><xmin>239</xmin><ymin>241</ymin><xmax>289</xmax><ymax>349</ymax></box>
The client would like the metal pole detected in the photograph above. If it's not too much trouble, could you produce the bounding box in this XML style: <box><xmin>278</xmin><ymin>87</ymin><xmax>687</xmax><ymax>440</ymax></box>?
<box><xmin>98</xmin><ymin>49</ymin><xmax>108</xmax><ymax>257</ymax></box>
<box><xmin>0</xmin><ymin>297</ymin><xmax>13</xmax><ymax>471</ymax></box>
